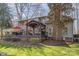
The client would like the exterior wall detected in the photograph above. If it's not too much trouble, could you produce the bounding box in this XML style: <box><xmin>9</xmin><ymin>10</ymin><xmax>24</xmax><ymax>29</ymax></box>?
<box><xmin>77</xmin><ymin>18</ymin><xmax>79</xmax><ymax>34</ymax></box>
<box><xmin>72</xmin><ymin>4</ymin><xmax>79</xmax><ymax>35</ymax></box>
<box><xmin>46</xmin><ymin>24</ymin><xmax>53</xmax><ymax>37</ymax></box>
<box><xmin>73</xmin><ymin>20</ymin><xmax>77</xmax><ymax>34</ymax></box>
<box><xmin>73</xmin><ymin>19</ymin><xmax>79</xmax><ymax>35</ymax></box>
<box><xmin>21</xmin><ymin>26</ymin><xmax>33</xmax><ymax>35</ymax></box>
<box><xmin>0</xmin><ymin>29</ymin><xmax>12</xmax><ymax>36</ymax></box>
<box><xmin>63</xmin><ymin>22</ymin><xmax>73</xmax><ymax>37</ymax></box>
<box><xmin>34</xmin><ymin>26</ymin><xmax>41</xmax><ymax>34</ymax></box>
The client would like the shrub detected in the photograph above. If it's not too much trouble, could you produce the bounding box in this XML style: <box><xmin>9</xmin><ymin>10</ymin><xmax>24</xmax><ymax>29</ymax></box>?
<box><xmin>3</xmin><ymin>35</ymin><xmax>21</xmax><ymax>42</ymax></box>
<box><xmin>29</xmin><ymin>38</ymin><xmax>41</xmax><ymax>43</ymax></box>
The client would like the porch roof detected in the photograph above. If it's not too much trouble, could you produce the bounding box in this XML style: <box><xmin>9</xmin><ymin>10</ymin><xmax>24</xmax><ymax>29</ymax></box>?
<box><xmin>27</xmin><ymin>20</ymin><xmax>46</xmax><ymax>28</ymax></box>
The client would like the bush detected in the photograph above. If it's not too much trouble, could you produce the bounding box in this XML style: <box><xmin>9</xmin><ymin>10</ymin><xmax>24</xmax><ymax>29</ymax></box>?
<box><xmin>3</xmin><ymin>37</ymin><xmax>21</xmax><ymax>42</ymax></box>
<box><xmin>29</xmin><ymin>38</ymin><xmax>41</xmax><ymax>43</ymax></box>
<box><xmin>3</xmin><ymin>35</ymin><xmax>21</xmax><ymax>42</ymax></box>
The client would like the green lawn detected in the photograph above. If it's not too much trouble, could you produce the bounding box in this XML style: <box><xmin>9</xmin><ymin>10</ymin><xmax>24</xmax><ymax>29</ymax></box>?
<box><xmin>0</xmin><ymin>43</ymin><xmax>79</xmax><ymax>56</ymax></box>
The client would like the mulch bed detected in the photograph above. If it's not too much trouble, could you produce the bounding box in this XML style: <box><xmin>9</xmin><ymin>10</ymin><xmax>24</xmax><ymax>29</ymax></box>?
<box><xmin>0</xmin><ymin>38</ymin><xmax>74</xmax><ymax>47</ymax></box>
<box><xmin>41</xmin><ymin>39</ymin><xmax>73</xmax><ymax>46</ymax></box>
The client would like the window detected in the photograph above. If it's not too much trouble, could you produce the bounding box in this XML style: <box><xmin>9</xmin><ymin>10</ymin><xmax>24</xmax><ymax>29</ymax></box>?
<box><xmin>64</xmin><ymin>27</ymin><xmax>68</xmax><ymax>35</ymax></box>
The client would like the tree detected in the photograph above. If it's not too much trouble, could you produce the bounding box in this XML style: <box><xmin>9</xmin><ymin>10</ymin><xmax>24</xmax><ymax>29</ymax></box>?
<box><xmin>48</xmin><ymin>3</ymin><xmax>74</xmax><ymax>40</ymax></box>
<box><xmin>0</xmin><ymin>3</ymin><xmax>12</xmax><ymax>39</ymax></box>
<box><xmin>0</xmin><ymin>3</ymin><xmax>12</xmax><ymax>28</ymax></box>
<box><xmin>13</xmin><ymin>3</ymin><xmax>46</xmax><ymax>36</ymax></box>
<box><xmin>14</xmin><ymin>3</ymin><xmax>46</xmax><ymax>20</ymax></box>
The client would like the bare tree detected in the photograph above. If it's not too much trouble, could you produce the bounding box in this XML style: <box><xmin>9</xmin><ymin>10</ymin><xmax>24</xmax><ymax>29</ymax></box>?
<box><xmin>0</xmin><ymin>3</ymin><xmax>12</xmax><ymax>40</ymax></box>
<box><xmin>14</xmin><ymin>3</ymin><xmax>46</xmax><ymax>20</ymax></box>
<box><xmin>48</xmin><ymin>3</ymin><xmax>74</xmax><ymax>40</ymax></box>
<box><xmin>13</xmin><ymin>3</ymin><xmax>46</xmax><ymax>38</ymax></box>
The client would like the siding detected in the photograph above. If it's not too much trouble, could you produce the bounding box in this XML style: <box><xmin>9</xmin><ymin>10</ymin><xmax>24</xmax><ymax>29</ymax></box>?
<box><xmin>63</xmin><ymin>22</ymin><xmax>73</xmax><ymax>37</ymax></box>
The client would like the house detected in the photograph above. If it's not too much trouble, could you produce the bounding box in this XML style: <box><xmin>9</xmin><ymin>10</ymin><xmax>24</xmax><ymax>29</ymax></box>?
<box><xmin>61</xmin><ymin>16</ymin><xmax>74</xmax><ymax>42</ymax></box>
<box><xmin>0</xmin><ymin>25</ymin><xmax>23</xmax><ymax>37</ymax></box>
<box><xmin>14</xmin><ymin>16</ymin><xmax>53</xmax><ymax>38</ymax></box>
<box><xmin>48</xmin><ymin>4</ymin><xmax>73</xmax><ymax>42</ymax></box>
<box><xmin>0</xmin><ymin>16</ymin><xmax>53</xmax><ymax>39</ymax></box>
<box><xmin>0</xmin><ymin>29</ymin><xmax>12</xmax><ymax>36</ymax></box>
<box><xmin>59</xmin><ymin>4</ymin><xmax>79</xmax><ymax>42</ymax></box>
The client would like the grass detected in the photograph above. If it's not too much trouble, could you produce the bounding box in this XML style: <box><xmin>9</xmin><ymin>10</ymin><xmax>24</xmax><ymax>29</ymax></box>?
<box><xmin>0</xmin><ymin>43</ymin><xmax>79</xmax><ymax>56</ymax></box>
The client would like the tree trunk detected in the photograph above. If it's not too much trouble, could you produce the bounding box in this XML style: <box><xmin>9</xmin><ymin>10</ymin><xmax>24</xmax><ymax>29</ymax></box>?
<box><xmin>1</xmin><ymin>22</ymin><xmax>3</xmax><ymax>40</ymax></box>
<box><xmin>53</xmin><ymin>21</ymin><xmax>63</xmax><ymax>41</ymax></box>
<box><xmin>52</xmin><ymin>4</ymin><xmax>63</xmax><ymax>41</ymax></box>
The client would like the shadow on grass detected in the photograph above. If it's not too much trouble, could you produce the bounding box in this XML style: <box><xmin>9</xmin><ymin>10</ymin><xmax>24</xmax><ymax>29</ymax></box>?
<box><xmin>41</xmin><ymin>40</ymin><xmax>71</xmax><ymax>48</ymax></box>
<box><xmin>0</xmin><ymin>42</ymin><xmax>73</xmax><ymax>56</ymax></box>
